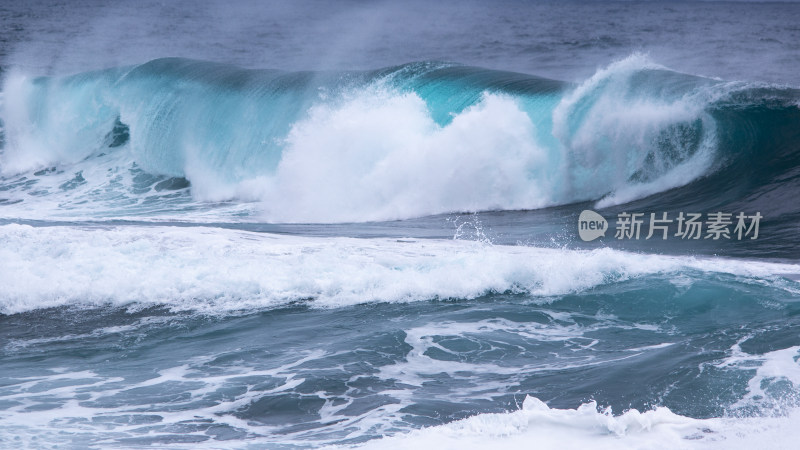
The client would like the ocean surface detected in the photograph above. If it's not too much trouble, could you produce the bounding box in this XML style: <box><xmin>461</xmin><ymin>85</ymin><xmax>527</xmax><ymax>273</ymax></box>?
<box><xmin>2</xmin><ymin>0</ymin><xmax>800</xmax><ymax>448</ymax></box>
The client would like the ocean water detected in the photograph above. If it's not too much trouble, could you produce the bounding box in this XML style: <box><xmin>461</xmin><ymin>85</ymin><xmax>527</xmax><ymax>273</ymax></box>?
<box><xmin>1</xmin><ymin>0</ymin><xmax>800</xmax><ymax>448</ymax></box>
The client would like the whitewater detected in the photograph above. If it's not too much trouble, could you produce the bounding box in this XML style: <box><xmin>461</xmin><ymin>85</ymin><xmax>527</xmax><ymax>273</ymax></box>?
<box><xmin>2</xmin><ymin>0</ymin><xmax>800</xmax><ymax>448</ymax></box>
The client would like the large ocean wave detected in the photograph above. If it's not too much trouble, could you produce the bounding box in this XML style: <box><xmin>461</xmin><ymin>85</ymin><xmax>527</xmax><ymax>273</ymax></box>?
<box><xmin>1</xmin><ymin>54</ymin><xmax>798</xmax><ymax>222</ymax></box>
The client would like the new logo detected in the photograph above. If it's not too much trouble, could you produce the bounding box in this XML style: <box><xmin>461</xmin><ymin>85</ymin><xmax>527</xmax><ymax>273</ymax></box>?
<box><xmin>578</xmin><ymin>210</ymin><xmax>607</xmax><ymax>241</ymax></box>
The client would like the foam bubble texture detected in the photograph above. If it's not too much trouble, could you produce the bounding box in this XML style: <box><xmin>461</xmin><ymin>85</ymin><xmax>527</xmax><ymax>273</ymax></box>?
<box><xmin>0</xmin><ymin>224</ymin><xmax>796</xmax><ymax>315</ymax></box>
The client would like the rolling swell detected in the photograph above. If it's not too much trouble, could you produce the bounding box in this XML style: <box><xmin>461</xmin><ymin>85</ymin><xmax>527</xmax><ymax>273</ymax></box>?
<box><xmin>0</xmin><ymin>55</ymin><xmax>798</xmax><ymax>223</ymax></box>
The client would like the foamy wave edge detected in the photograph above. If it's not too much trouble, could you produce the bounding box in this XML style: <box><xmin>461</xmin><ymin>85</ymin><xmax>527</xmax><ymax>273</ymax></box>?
<box><xmin>346</xmin><ymin>394</ymin><xmax>800</xmax><ymax>450</ymax></box>
<box><xmin>351</xmin><ymin>344</ymin><xmax>800</xmax><ymax>450</ymax></box>
<box><xmin>1</xmin><ymin>224</ymin><xmax>798</xmax><ymax>315</ymax></box>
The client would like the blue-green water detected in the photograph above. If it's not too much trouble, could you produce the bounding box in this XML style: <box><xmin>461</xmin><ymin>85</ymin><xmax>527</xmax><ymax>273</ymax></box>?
<box><xmin>2</xmin><ymin>1</ymin><xmax>800</xmax><ymax>448</ymax></box>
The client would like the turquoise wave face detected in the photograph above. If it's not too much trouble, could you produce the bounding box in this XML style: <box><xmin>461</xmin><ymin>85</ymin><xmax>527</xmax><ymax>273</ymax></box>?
<box><xmin>0</xmin><ymin>55</ymin><xmax>799</xmax><ymax>223</ymax></box>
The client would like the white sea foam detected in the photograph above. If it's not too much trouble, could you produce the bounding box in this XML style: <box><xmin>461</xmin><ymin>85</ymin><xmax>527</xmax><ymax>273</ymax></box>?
<box><xmin>0</xmin><ymin>224</ymin><xmax>797</xmax><ymax>315</ymax></box>
<box><xmin>221</xmin><ymin>90</ymin><xmax>553</xmax><ymax>223</ymax></box>
<box><xmin>352</xmin><ymin>395</ymin><xmax>800</xmax><ymax>450</ymax></box>
<box><xmin>354</xmin><ymin>345</ymin><xmax>800</xmax><ymax>450</ymax></box>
